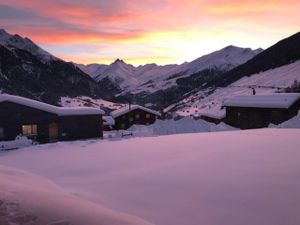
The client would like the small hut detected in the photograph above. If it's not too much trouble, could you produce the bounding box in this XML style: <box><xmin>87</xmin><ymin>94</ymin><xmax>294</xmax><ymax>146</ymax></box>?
<box><xmin>111</xmin><ymin>104</ymin><xmax>161</xmax><ymax>130</ymax></box>
<box><xmin>223</xmin><ymin>93</ymin><xmax>300</xmax><ymax>129</ymax></box>
<box><xmin>0</xmin><ymin>94</ymin><xmax>104</xmax><ymax>143</ymax></box>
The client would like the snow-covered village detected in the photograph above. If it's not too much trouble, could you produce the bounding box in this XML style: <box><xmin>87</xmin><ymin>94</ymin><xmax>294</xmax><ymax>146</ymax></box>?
<box><xmin>1</xmin><ymin>1</ymin><xmax>300</xmax><ymax>225</ymax></box>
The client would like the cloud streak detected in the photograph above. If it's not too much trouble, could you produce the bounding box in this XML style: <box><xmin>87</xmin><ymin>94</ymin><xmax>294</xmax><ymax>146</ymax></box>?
<box><xmin>0</xmin><ymin>0</ymin><xmax>298</xmax><ymax>65</ymax></box>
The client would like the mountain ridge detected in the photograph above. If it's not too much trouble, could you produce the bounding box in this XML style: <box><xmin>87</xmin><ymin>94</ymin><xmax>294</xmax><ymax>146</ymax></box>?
<box><xmin>0</xmin><ymin>28</ymin><xmax>299</xmax><ymax>110</ymax></box>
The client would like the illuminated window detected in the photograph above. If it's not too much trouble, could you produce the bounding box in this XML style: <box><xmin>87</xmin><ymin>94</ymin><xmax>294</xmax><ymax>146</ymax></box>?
<box><xmin>0</xmin><ymin>127</ymin><xmax>4</xmax><ymax>138</ymax></box>
<box><xmin>22</xmin><ymin>124</ymin><xmax>37</xmax><ymax>136</ymax></box>
<box><xmin>146</xmin><ymin>114</ymin><xmax>150</xmax><ymax>118</ymax></box>
<box><xmin>135</xmin><ymin>114</ymin><xmax>140</xmax><ymax>119</ymax></box>
<box><xmin>129</xmin><ymin>117</ymin><xmax>134</xmax><ymax>122</ymax></box>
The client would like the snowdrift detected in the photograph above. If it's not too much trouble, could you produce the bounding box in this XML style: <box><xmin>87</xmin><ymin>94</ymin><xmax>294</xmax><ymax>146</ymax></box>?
<box><xmin>0</xmin><ymin>135</ymin><xmax>33</xmax><ymax>151</ymax></box>
<box><xmin>0</xmin><ymin>165</ymin><xmax>153</xmax><ymax>225</ymax></box>
<box><xmin>1</xmin><ymin>129</ymin><xmax>300</xmax><ymax>225</ymax></box>
<box><xmin>128</xmin><ymin>117</ymin><xmax>236</xmax><ymax>136</ymax></box>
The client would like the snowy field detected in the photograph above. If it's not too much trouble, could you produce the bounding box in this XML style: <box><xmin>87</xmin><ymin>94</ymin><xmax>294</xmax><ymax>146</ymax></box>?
<box><xmin>1</xmin><ymin>128</ymin><xmax>300</xmax><ymax>225</ymax></box>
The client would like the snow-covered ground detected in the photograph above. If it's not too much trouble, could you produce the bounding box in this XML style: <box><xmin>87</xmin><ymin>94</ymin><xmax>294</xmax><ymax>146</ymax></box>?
<box><xmin>0</xmin><ymin>165</ymin><xmax>152</xmax><ymax>225</ymax></box>
<box><xmin>174</xmin><ymin>60</ymin><xmax>300</xmax><ymax>117</ymax></box>
<box><xmin>1</xmin><ymin>129</ymin><xmax>300</xmax><ymax>225</ymax></box>
<box><xmin>0</xmin><ymin>135</ymin><xmax>33</xmax><ymax>151</ymax></box>
<box><xmin>60</xmin><ymin>96</ymin><xmax>124</xmax><ymax>110</ymax></box>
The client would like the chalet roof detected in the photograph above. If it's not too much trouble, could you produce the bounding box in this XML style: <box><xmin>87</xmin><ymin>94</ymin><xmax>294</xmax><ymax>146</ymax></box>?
<box><xmin>103</xmin><ymin>116</ymin><xmax>115</xmax><ymax>125</ymax></box>
<box><xmin>110</xmin><ymin>104</ymin><xmax>161</xmax><ymax>118</ymax></box>
<box><xmin>223</xmin><ymin>93</ymin><xmax>300</xmax><ymax>109</ymax></box>
<box><xmin>0</xmin><ymin>94</ymin><xmax>104</xmax><ymax>116</ymax></box>
<box><xmin>199</xmin><ymin>111</ymin><xmax>226</xmax><ymax>120</ymax></box>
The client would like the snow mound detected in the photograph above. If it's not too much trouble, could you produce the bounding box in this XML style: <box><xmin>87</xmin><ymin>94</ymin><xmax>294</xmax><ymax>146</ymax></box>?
<box><xmin>0</xmin><ymin>135</ymin><xmax>33</xmax><ymax>151</ymax></box>
<box><xmin>0</xmin><ymin>165</ymin><xmax>153</xmax><ymax>225</ymax></box>
<box><xmin>128</xmin><ymin>117</ymin><xmax>236</xmax><ymax>136</ymax></box>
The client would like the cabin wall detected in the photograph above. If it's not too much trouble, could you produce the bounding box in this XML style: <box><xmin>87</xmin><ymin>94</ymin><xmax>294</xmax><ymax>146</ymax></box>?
<box><xmin>0</xmin><ymin>101</ymin><xmax>57</xmax><ymax>141</ymax></box>
<box><xmin>225</xmin><ymin>105</ymin><xmax>299</xmax><ymax>129</ymax></box>
<box><xmin>287</xmin><ymin>99</ymin><xmax>300</xmax><ymax>118</ymax></box>
<box><xmin>59</xmin><ymin>115</ymin><xmax>103</xmax><ymax>141</ymax></box>
<box><xmin>0</xmin><ymin>101</ymin><xmax>103</xmax><ymax>142</ymax></box>
<box><xmin>114</xmin><ymin>109</ymin><xmax>158</xmax><ymax>130</ymax></box>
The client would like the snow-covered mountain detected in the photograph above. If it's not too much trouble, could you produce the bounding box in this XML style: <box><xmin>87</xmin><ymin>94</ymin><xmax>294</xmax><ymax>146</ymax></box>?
<box><xmin>78</xmin><ymin>46</ymin><xmax>262</xmax><ymax>93</ymax></box>
<box><xmin>0</xmin><ymin>29</ymin><xmax>100</xmax><ymax>104</ymax></box>
<box><xmin>0</xmin><ymin>28</ymin><xmax>57</xmax><ymax>63</ymax></box>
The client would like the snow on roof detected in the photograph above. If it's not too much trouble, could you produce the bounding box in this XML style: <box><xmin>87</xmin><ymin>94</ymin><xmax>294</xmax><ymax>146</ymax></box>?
<box><xmin>199</xmin><ymin>111</ymin><xmax>226</xmax><ymax>120</ymax></box>
<box><xmin>103</xmin><ymin>116</ymin><xmax>115</xmax><ymax>125</ymax></box>
<box><xmin>110</xmin><ymin>104</ymin><xmax>161</xmax><ymax>118</ymax></box>
<box><xmin>0</xmin><ymin>94</ymin><xmax>104</xmax><ymax>116</ymax></box>
<box><xmin>223</xmin><ymin>93</ymin><xmax>300</xmax><ymax>109</ymax></box>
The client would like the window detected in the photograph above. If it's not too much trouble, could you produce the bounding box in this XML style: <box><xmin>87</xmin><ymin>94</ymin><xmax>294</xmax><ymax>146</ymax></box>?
<box><xmin>129</xmin><ymin>117</ymin><xmax>134</xmax><ymax>122</ymax></box>
<box><xmin>135</xmin><ymin>114</ymin><xmax>140</xmax><ymax>119</ymax></box>
<box><xmin>146</xmin><ymin>114</ymin><xmax>151</xmax><ymax>118</ymax></box>
<box><xmin>22</xmin><ymin>124</ymin><xmax>37</xmax><ymax>136</ymax></box>
<box><xmin>0</xmin><ymin>127</ymin><xmax>4</xmax><ymax>138</ymax></box>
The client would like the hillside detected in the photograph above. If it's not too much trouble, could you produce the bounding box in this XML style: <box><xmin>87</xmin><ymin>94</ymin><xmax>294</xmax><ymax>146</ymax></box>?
<box><xmin>216</xmin><ymin>31</ymin><xmax>300</xmax><ymax>86</ymax></box>
<box><xmin>168</xmin><ymin>60</ymin><xmax>300</xmax><ymax>117</ymax></box>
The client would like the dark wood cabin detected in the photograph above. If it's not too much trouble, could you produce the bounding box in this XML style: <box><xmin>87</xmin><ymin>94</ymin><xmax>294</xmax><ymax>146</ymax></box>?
<box><xmin>223</xmin><ymin>93</ymin><xmax>300</xmax><ymax>129</ymax></box>
<box><xmin>0</xmin><ymin>94</ymin><xmax>104</xmax><ymax>143</ymax></box>
<box><xmin>111</xmin><ymin>105</ymin><xmax>161</xmax><ymax>130</ymax></box>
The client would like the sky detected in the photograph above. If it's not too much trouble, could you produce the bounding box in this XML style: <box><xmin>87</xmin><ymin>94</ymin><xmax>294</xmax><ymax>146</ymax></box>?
<box><xmin>0</xmin><ymin>0</ymin><xmax>299</xmax><ymax>66</ymax></box>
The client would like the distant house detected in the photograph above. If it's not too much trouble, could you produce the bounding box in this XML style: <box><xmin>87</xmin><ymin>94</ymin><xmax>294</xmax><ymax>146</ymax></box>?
<box><xmin>0</xmin><ymin>94</ymin><xmax>104</xmax><ymax>143</ymax></box>
<box><xmin>111</xmin><ymin>105</ymin><xmax>161</xmax><ymax>130</ymax></box>
<box><xmin>223</xmin><ymin>93</ymin><xmax>300</xmax><ymax>129</ymax></box>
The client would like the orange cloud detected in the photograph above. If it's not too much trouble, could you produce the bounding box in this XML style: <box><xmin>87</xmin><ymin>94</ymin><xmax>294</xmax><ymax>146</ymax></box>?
<box><xmin>0</xmin><ymin>0</ymin><xmax>299</xmax><ymax>65</ymax></box>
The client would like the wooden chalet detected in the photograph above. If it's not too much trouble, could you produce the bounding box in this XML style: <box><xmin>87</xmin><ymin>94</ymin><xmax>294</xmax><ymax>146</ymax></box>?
<box><xmin>0</xmin><ymin>94</ymin><xmax>104</xmax><ymax>143</ymax></box>
<box><xmin>111</xmin><ymin>104</ymin><xmax>161</xmax><ymax>130</ymax></box>
<box><xmin>223</xmin><ymin>93</ymin><xmax>300</xmax><ymax>129</ymax></box>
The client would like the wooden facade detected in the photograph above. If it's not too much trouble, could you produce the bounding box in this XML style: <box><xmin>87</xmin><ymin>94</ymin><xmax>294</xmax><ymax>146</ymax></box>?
<box><xmin>113</xmin><ymin>108</ymin><xmax>160</xmax><ymax>130</ymax></box>
<box><xmin>224</xmin><ymin>99</ymin><xmax>300</xmax><ymax>129</ymax></box>
<box><xmin>0</xmin><ymin>101</ymin><xmax>103</xmax><ymax>143</ymax></box>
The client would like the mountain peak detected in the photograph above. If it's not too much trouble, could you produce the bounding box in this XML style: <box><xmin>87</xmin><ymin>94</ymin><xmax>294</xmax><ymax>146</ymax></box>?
<box><xmin>0</xmin><ymin>28</ymin><xmax>57</xmax><ymax>63</ymax></box>
<box><xmin>222</xmin><ymin>45</ymin><xmax>246</xmax><ymax>52</ymax></box>
<box><xmin>113</xmin><ymin>58</ymin><xmax>125</xmax><ymax>64</ymax></box>
<box><xmin>0</xmin><ymin>28</ymin><xmax>8</xmax><ymax>35</ymax></box>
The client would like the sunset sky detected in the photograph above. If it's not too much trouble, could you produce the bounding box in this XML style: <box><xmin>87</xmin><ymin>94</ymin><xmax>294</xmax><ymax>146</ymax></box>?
<box><xmin>0</xmin><ymin>0</ymin><xmax>299</xmax><ymax>66</ymax></box>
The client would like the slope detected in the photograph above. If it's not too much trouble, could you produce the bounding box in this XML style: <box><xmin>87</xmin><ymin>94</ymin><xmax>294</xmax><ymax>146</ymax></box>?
<box><xmin>216</xmin><ymin>31</ymin><xmax>300</xmax><ymax>86</ymax></box>
<box><xmin>0</xmin><ymin>29</ymin><xmax>101</xmax><ymax>104</ymax></box>
<box><xmin>170</xmin><ymin>60</ymin><xmax>300</xmax><ymax>117</ymax></box>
